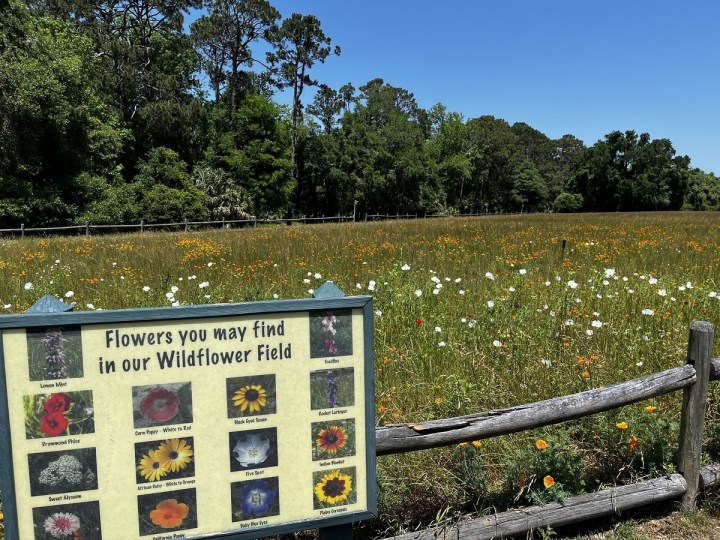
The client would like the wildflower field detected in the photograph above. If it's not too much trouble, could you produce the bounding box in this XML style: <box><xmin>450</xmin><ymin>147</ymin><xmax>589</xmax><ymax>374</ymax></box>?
<box><xmin>1</xmin><ymin>212</ymin><xmax>720</xmax><ymax>537</ymax></box>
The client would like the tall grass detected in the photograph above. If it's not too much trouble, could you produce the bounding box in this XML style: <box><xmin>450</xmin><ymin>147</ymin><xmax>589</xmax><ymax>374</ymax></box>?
<box><xmin>1</xmin><ymin>212</ymin><xmax>720</xmax><ymax>535</ymax></box>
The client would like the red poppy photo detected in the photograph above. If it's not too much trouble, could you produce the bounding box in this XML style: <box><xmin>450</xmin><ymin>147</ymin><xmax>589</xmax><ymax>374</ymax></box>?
<box><xmin>24</xmin><ymin>391</ymin><xmax>95</xmax><ymax>439</ymax></box>
<box><xmin>132</xmin><ymin>382</ymin><xmax>193</xmax><ymax>428</ymax></box>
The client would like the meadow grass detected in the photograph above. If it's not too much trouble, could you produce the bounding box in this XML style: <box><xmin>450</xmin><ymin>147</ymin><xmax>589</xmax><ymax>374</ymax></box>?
<box><xmin>1</xmin><ymin>212</ymin><xmax>720</xmax><ymax>536</ymax></box>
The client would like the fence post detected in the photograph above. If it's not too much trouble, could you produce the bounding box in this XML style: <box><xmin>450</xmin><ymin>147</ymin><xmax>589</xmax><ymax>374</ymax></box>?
<box><xmin>184</xmin><ymin>218</ymin><xmax>188</xmax><ymax>232</ymax></box>
<box><xmin>85</xmin><ymin>222</ymin><xmax>90</xmax><ymax>236</ymax></box>
<box><xmin>678</xmin><ymin>320</ymin><xmax>714</xmax><ymax>510</ymax></box>
<box><xmin>20</xmin><ymin>223</ymin><xmax>25</xmax><ymax>238</ymax></box>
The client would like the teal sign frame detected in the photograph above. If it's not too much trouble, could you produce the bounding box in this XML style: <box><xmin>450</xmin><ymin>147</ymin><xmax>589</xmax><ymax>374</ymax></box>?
<box><xmin>0</xmin><ymin>289</ymin><xmax>376</xmax><ymax>540</ymax></box>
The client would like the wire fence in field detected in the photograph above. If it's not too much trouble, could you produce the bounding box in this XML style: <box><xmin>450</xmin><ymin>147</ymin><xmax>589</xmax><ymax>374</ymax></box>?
<box><xmin>0</xmin><ymin>213</ymin><xmax>495</xmax><ymax>238</ymax></box>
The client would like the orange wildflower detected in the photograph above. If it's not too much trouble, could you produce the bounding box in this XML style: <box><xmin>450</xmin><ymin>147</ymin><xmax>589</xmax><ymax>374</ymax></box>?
<box><xmin>543</xmin><ymin>475</ymin><xmax>555</xmax><ymax>489</ymax></box>
<box><xmin>149</xmin><ymin>499</ymin><xmax>189</xmax><ymax>529</ymax></box>
<box><xmin>458</xmin><ymin>442</ymin><xmax>468</xmax><ymax>448</ymax></box>
<box><xmin>581</xmin><ymin>370</ymin><xmax>591</xmax><ymax>379</ymax></box>
<box><xmin>472</xmin><ymin>440</ymin><xmax>482</xmax><ymax>448</ymax></box>
<box><xmin>616</xmin><ymin>422</ymin><xmax>629</xmax><ymax>430</ymax></box>
<box><xmin>645</xmin><ymin>406</ymin><xmax>656</xmax><ymax>413</ymax></box>
<box><xmin>628</xmin><ymin>436</ymin><xmax>640</xmax><ymax>450</ymax></box>
<box><xmin>535</xmin><ymin>439</ymin><xmax>549</xmax><ymax>450</ymax></box>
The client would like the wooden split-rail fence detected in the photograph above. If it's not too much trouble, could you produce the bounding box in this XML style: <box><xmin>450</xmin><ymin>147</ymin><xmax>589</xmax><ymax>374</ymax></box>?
<box><xmin>371</xmin><ymin>321</ymin><xmax>716</xmax><ymax>540</ymax></box>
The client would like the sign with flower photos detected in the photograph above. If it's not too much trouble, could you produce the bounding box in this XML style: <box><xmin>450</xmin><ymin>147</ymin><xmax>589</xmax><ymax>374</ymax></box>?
<box><xmin>0</xmin><ymin>288</ymin><xmax>376</xmax><ymax>540</ymax></box>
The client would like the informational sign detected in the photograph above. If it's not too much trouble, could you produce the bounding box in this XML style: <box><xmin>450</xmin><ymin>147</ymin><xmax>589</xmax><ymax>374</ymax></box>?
<box><xmin>0</xmin><ymin>292</ymin><xmax>376</xmax><ymax>540</ymax></box>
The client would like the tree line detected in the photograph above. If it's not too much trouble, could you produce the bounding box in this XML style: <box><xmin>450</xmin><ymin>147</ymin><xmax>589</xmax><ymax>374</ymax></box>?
<box><xmin>1</xmin><ymin>0</ymin><xmax>718</xmax><ymax>228</ymax></box>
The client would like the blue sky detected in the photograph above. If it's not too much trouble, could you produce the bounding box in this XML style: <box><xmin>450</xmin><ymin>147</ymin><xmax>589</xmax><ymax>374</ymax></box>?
<box><xmin>190</xmin><ymin>1</ymin><xmax>719</xmax><ymax>174</ymax></box>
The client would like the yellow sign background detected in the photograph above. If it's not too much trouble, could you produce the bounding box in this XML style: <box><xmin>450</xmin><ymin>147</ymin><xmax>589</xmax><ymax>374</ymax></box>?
<box><xmin>4</xmin><ymin>309</ymin><xmax>367</xmax><ymax>539</ymax></box>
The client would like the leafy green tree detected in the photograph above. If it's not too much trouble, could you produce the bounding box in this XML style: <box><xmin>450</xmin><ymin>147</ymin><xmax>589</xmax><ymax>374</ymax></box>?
<box><xmin>32</xmin><ymin>0</ymin><xmax>205</xmax><ymax>173</ymax></box>
<box><xmin>573</xmin><ymin>131</ymin><xmax>690</xmax><ymax>211</ymax></box>
<box><xmin>133</xmin><ymin>147</ymin><xmax>208</xmax><ymax>223</ymax></box>
<box><xmin>296</xmin><ymin>132</ymin><xmax>344</xmax><ymax>216</ymax></box>
<box><xmin>466</xmin><ymin>115</ymin><xmax>523</xmax><ymax>212</ymax></box>
<box><xmin>550</xmin><ymin>134</ymin><xmax>586</xmax><ymax>199</ymax></box>
<box><xmin>0</xmin><ymin>2</ymin><xmax>127</xmax><ymax>227</ymax></box>
<box><xmin>204</xmin><ymin>94</ymin><xmax>293</xmax><ymax>217</ymax></box>
<box><xmin>191</xmin><ymin>0</ymin><xmax>279</xmax><ymax>111</ymax></box>
<box><xmin>509</xmin><ymin>160</ymin><xmax>549</xmax><ymax>212</ymax></box>
<box><xmin>347</xmin><ymin>79</ymin><xmax>439</xmax><ymax>214</ymax></box>
<box><xmin>426</xmin><ymin>105</ymin><xmax>473</xmax><ymax>211</ymax></box>
<box><xmin>267</xmin><ymin>13</ymin><xmax>340</xmax><ymax>176</ymax></box>
<box><xmin>553</xmin><ymin>192</ymin><xmax>583</xmax><ymax>213</ymax></box>
<box><xmin>306</xmin><ymin>84</ymin><xmax>344</xmax><ymax>132</ymax></box>
<box><xmin>682</xmin><ymin>169</ymin><xmax>720</xmax><ymax>210</ymax></box>
<box><xmin>193</xmin><ymin>165</ymin><xmax>252</xmax><ymax>219</ymax></box>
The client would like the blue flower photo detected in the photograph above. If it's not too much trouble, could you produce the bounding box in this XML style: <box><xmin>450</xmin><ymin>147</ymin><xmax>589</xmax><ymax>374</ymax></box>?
<box><xmin>231</xmin><ymin>477</ymin><xmax>280</xmax><ymax>522</ymax></box>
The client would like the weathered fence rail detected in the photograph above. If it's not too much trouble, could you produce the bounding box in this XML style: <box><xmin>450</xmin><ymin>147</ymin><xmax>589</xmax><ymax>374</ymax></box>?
<box><xmin>0</xmin><ymin>213</ymin><xmax>505</xmax><ymax>238</ymax></box>
<box><xmin>377</xmin><ymin>321</ymin><xmax>716</xmax><ymax>540</ymax></box>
